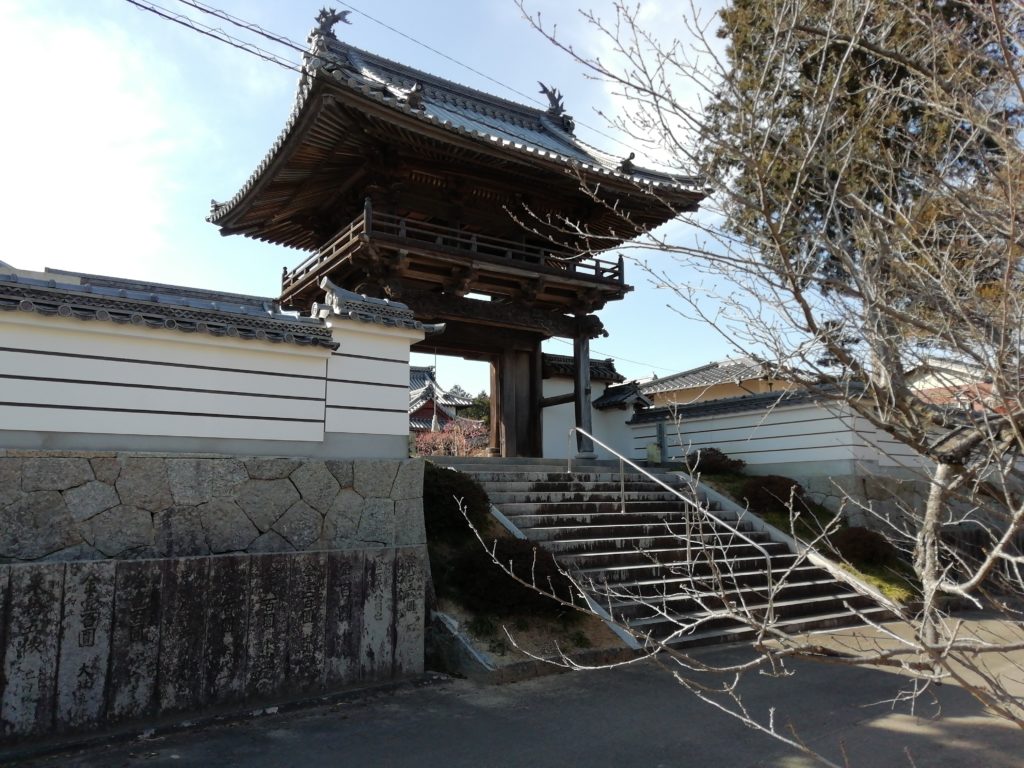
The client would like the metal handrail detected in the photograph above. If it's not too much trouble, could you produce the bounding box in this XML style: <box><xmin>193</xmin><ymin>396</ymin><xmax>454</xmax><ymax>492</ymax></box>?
<box><xmin>567</xmin><ymin>427</ymin><xmax>773</xmax><ymax>613</ymax></box>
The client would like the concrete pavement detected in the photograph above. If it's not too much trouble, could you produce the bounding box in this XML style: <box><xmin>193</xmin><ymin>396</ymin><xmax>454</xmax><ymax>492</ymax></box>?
<box><xmin>16</xmin><ymin>638</ymin><xmax>1023</xmax><ymax>768</ymax></box>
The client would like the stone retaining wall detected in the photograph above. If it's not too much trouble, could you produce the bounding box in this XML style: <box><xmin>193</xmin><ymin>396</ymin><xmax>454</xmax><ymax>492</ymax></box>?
<box><xmin>0</xmin><ymin>547</ymin><xmax>426</xmax><ymax>741</ymax></box>
<box><xmin>0</xmin><ymin>450</ymin><xmax>428</xmax><ymax>745</ymax></box>
<box><xmin>0</xmin><ymin>452</ymin><xmax>425</xmax><ymax>563</ymax></box>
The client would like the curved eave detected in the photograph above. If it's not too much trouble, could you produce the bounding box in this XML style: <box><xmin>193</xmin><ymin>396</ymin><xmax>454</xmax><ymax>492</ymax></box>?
<box><xmin>209</xmin><ymin>67</ymin><xmax>705</xmax><ymax>241</ymax></box>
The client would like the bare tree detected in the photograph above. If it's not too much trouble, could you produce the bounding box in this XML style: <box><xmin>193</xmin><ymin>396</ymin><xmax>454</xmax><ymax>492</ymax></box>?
<box><xmin>497</xmin><ymin>0</ymin><xmax>1024</xmax><ymax>757</ymax></box>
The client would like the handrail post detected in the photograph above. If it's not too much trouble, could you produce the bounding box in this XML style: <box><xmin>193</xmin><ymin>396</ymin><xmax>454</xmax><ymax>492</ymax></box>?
<box><xmin>619</xmin><ymin>457</ymin><xmax>626</xmax><ymax>514</ymax></box>
<box><xmin>363</xmin><ymin>196</ymin><xmax>373</xmax><ymax>234</ymax></box>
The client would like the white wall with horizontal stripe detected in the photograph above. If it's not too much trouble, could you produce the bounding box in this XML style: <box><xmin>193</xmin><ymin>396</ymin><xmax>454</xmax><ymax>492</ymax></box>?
<box><xmin>0</xmin><ymin>311</ymin><xmax>424</xmax><ymax>450</ymax></box>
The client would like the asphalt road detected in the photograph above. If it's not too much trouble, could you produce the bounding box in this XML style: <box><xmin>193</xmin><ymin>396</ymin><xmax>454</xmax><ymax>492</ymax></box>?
<box><xmin>16</xmin><ymin>642</ymin><xmax>1022</xmax><ymax>768</ymax></box>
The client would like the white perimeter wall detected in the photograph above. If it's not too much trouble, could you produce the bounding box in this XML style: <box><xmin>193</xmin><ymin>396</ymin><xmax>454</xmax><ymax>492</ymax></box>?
<box><xmin>627</xmin><ymin>400</ymin><xmax>928</xmax><ymax>472</ymax></box>
<box><xmin>0</xmin><ymin>311</ymin><xmax>422</xmax><ymax>455</ymax></box>
<box><xmin>541</xmin><ymin>378</ymin><xmax>633</xmax><ymax>460</ymax></box>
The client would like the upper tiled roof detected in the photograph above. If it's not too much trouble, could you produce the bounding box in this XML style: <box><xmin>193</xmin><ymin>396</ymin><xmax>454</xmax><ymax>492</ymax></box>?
<box><xmin>629</xmin><ymin>389</ymin><xmax>816</xmax><ymax>424</ymax></box>
<box><xmin>639</xmin><ymin>356</ymin><xmax>772</xmax><ymax>396</ymax></box>
<box><xmin>0</xmin><ymin>268</ymin><xmax>337</xmax><ymax>350</ymax></box>
<box><xmin>209</xmin><ymin>19</ymin><xmax>702</xmax><ymax>226</ymax></box>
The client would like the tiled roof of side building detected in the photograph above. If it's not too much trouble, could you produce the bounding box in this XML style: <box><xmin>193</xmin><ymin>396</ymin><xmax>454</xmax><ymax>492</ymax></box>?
<box><xmin>629</xmin><ymin>389</ymin><xmax>818</xmax><ymax>424</ymax></box>
<box><xmin>0</xmin><ymin>268</ymin><xmax>338</xmax><ymax>350</ymax></box>
<box><xmin>639</xmin><ymin>356</ymin><xmax>772</xmax><ymax>395</ymax></box>
<box><xmin>592</xmin><ymin>382</ymin><xmax>652</xmax><ymax>410</ymax></box>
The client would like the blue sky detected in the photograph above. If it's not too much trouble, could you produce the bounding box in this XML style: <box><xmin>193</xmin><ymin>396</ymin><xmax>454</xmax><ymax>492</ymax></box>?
<box><xmin>1</xmin><ymin>0</ymin><xmax>732</xmax><ymax>396</ymax></box>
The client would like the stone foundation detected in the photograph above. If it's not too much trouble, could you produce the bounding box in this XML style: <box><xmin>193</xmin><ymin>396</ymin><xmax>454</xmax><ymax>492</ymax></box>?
<box><xmin>0</xmin><ymin>451</ymin><xmax>425</xmax><ymax>563</ymax></box>
<box><xmin>0</xmin><ymin>451</ymin><xmax>427</xmax><ymax>745</ymax></box>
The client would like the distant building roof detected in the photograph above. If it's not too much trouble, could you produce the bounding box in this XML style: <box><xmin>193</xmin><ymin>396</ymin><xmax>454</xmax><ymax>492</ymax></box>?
<box><xmin>409</xmin><ymin>365</ymin><xmax>474</xmax><ymax>424</ymax></box>
<box><xmin>640</xmin><ymin>356</ymin><xmax>773</xmax><ymax>396</ymax></box>
<box><xmin>542</xmin><ymin>353</ymin><xmax>624</xmax><ymax>383</ymax></box>
<box><xmin>0</xmin><ymin>267</ymin><xmax>338</xmax><ymax>350</ymax></box>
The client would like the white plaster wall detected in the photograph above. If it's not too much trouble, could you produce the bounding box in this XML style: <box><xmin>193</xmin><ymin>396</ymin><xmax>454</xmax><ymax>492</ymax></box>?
<box><xmin>541</xmin><ymin>378</ymin><xmax>632</xmax><ymax>459</ymax></box>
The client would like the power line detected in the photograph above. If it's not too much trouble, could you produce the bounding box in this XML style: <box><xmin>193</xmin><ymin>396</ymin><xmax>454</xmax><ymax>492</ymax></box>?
<box><xmin>552</xmin><ymin>338</ymin><xmax>678</xmax><ymax>373</ymax></box>
<box><xmin>172</xmin><ymin>0</ymin><xmax>306</xmax><ymax>56</ymax></box>
<box><xmin>123</xmin><ymin>0</ymin><xmax>301</xmax><ymax>72</ymax></box>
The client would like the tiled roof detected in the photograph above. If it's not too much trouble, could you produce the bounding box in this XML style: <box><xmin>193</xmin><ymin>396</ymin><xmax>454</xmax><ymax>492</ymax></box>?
<box><xmin>0</xmin><ymin>268</ymin><xmax>338</xmax><ymax>350</ymax></box>
<box><xmin>408</xmin><ymin>366</ymin><xmax>474</xmax><ymax>416</ymax></box>
<box><xmin>593</xmin><ymin>382</ymin><xmax>652</xmax><ymax>410</ymax></box>
<box><xmin>542</xmin><ymin>353</ymin><xmax>624</xmax><ymax>383</ymax></box>
<box><xmin>629</xmin><ymin>389</ymin><xmax>816</xmax><ymax>424</ymax></box>
<box><xmin>209</xmin><ymin>23</ymin><xmax>701</xmax><ymax>225</ymax></box>
<box><xmin>639</xmin><ymin>356</ymin><xmax>771</xmax><ymax>395</ymax></box>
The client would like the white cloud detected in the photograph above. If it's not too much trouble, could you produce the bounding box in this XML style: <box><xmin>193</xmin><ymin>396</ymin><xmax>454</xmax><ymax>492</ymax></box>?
<box><xmin>0</xmin><ymin>3</ymin><xmax>200</xmax><ymax>278</ymax></box>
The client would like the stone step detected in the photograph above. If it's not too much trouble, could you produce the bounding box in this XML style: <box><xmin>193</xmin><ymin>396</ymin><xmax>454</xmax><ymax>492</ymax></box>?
<box><xmin>487</xmin><ymin>490</ymin><xmax>694</xmax><ymax>505</ymax></box>
<box><xmin>552</xmin><ymin>541</ymin><xmax>788</xmax><ymax>567</ymax></box>
<box><xmin>505</xmin><ymin>510</ymin><xmax>725</xmax><ymax>529</ymax></box>
<box><xmin>523</xmin><ymin>520</ymin><xmax>753</xmax><ymax>543</ymax></box>
<box><xmin>576</xmin><ymin>562</ymin><xmax>820</xmax><ymax>592</ymax></box>
<box><xmin>457</xmin><ymin>471</ymin><xmax>678</xmax><ymax>484</ymax></box>
<box><xmin>640</xmin><ymin>605</ymin><xmax>895</xmax><ymax>649</ymax></box>
<box><xmin>497</xmin><ymin>500</ymin><xmax>704</xmax><ymax>516</ymax></box>
<box><xmin>481</xmin><ymin>480</ymin><xmax>692</xmax><ymax>494</ymax></box>
<box><xmin>538</xmin><ymin>529</ymin><xmax>772</xmax><ymax>554</ymax></box>
<box><xmin>572</xmin><ymin>553</ymin><xmax>803</xmax><ymax>583</ymax></box>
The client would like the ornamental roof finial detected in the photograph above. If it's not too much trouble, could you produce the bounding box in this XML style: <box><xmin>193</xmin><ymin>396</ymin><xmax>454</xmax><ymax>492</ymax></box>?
<box><xmin>315</xmin><ymin>7</ymin><xmax>351</xmax><ymax>40</ymax></box>
<box><xmin>538</xmin><ymin>82</ymin><xmax>575</xmax><ymax>134</ymax></box>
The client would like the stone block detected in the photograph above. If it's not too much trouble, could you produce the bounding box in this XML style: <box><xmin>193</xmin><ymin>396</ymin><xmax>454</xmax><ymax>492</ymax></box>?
<box><xmin>244</xmin><ymin>458</ymin><xmax>301</xmax><ymax>480</ymax></box>
<box><xmin>158</xmin><ymin>558</ymin><xmax>210</xmax><ymax>713</ymax></box>
<box><xmin>287</xmin><ymin>552</ymin><xmax>328</xmax><ymax>693</ymax></box>
<box><xmin>21</xmin><ymin>458</ymin><xmax>94</xmax><ymax>492</ymax></box>
<box><xmin>204</xmin><ymin>555</ymin><xmax>250</xmax><ymax>705</ymax></box>
<box><xmin>273</xmin><ymin>501</ymin><xmax>322</xmax><ymax>550</ymax></box>
<box><xmin>56</xmin><ymin>561</ymin><xmax>115</xmax><ymax>731</ymax></box>
<box><xmin>1</xmin><ymin>564</ymin><xmax>65</xmax><ymax>737</ymax></box>
<box><xmin>167</xmin><ymin>458</ymin><xmax>247</xmax><ymax>506</ymax></box>
<box><xmin>323</xmin><ymin>489</ymin><xmax>363</xmax><ymax>547</ymax></box>
<box><xmin>89</xmin><ymin>457</ymin><xmax>121</xmax><ymax>485</ymax></box>
<box><xmin>395</xmin><ymin>498</ymin><xmax>426</xmax><ymax>546</ymax></box>
<box><xmin>325</xmin><ymin>460</ymin><xmax>353</xmax><ymax>488</ymax></box>
<box><xmin>393</xmin><ymin>546</ymin><xmax>426</xmax><ymax>676</ymax></box>
<box><xmin>82</xmin><ymin>505</ymin><xmax>153</xmax><ymax>557</ymax></box>
<box><xmin>356</xmin><ymin>499</ymin><xmax>395</xmax><ymax>547</ymax></box>
<box><xmin>115</xmin><ymin>457</ymin><xmax>172</xmax><ymax>512</ymax></box>
<box><xmin>324</xmin><ymin>549</ymin><xmax>365</xmax><ymax>686</ymax></box>
<box><xmin>199</xmin><ymin>499</ymin><xmax>258</xmax><ymax>554</ymax></box>
<box><xmin>360</xmin><ymin>548</ymin><xmax>395</xmax><ymax>682</ymax></box>
<box><xmin>391</xmin><ymin>459</ymin><xmax>424</xmax><ymax>501</ymax></box>
<box><xmin>63</xmin><ymin>481</ymin><xmax>119</xmax><ymax>523</ymax></box>
<box><xmin>248</xmin><ymin>530</ymin><xmax>294</xmax><ymax>553</ymax></box>
<box><xmin>41</xmin><ymin>543</ymin><xmax>104</xmax><ymax>563</ymax></box>
<box><xmin>0</xmin><ymin>458</ymin><xmax>23</xmax><ymax>507</ymax></box>
<box><xmin>353</xmin><ymin>460</ymin><xmax>400</xmax><ymax>499</ymax></box>
<box><xmin>290</xmin><ymin>462</ymin><xmax>340</xmax><ymax>514</ymax></box>
<box><xmin>0</xmin><ymin>491</ymin><xmax>81</xmax><ymax>561</ymax></box>
<box><xmin>237</xmin><ymin>479</ymin><xmax>299</xmax><ymax>532</ymax></box>
<box><xmin>108</xmin><ymin>560</ymin><xmax>162</xmax><ymax>722</ymax></box>
<box><xmin>246</xmin><ymin>554</ymin><xmax>292</xmax><ymax>698</ymax></box>
<box><xmin>154</xmin><ymin>507</ymin><xmax>210</xmax><ymax>557</ymax></box>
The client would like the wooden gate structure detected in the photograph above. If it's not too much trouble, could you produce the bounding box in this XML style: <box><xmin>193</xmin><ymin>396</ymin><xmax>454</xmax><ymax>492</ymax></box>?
<box><xmin>210</xmin><ymin>10</ymin><xmax>704</xmax><ymax>456</ymax></box>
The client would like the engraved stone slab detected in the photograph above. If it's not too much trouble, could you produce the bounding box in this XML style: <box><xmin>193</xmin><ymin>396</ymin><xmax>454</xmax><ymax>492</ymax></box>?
<box><xmin>324</xmin><ymin>549</ymin><xmax>365</xmax><ymax>686</ymax></box>
<box><xmin>158</xmin><ymin>557</ymin><xmax>210</xmax><ymax>713</ymax></box>
<box><xmin>286</xmin><ymin>552</ymin><xmax>327</xmax><ymax>693</ymax></box>
<box><xmin>108</xmin><ymin>560</ymin><xmax>162</xmax><ymax>722</ymax></box>
<box><xmin>393</xmin><ymin>546</ymin><xmax>426</xmax><ymax>676</ymax></box>
<box><xmin>204</xmin><ymin>555</ymin><xmax>251</xmax><ymax>705</ymax></box>
<box><xmin>360</xmin><ymin>548</ymin><xmax>395</xmax><ymax>682</ymax></box>
<box><xmin>246</xmin><ymin>553</ymin><xmax>292</xmax><ymax>698</ymax></box>
<box><xmin>1</xmin><ymin>564</ymin><xmax>65</xmax><ymax>737</ymax></box>
<box><xmin>56</xmin><ymin>561</ymin><xmax>115</xmax><ymax>731</ymax></box>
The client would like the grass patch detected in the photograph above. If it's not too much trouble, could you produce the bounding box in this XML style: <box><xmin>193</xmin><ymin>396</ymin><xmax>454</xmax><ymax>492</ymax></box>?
<box><xmin>839</xmin><ymin>562</ymin><xmax>918</xmax><ymax>604</ymax></box>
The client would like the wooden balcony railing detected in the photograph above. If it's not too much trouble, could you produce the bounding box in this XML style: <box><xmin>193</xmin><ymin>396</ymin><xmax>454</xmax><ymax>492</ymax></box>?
<box><xmin>282</xmin><ymin>200</ymin><xmax>625</xmax><ymax>297</ymax></box>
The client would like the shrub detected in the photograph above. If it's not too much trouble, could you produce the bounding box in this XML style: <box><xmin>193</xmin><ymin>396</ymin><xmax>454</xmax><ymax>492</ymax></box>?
<box><xmin>449</xmin><ymin>537</ymin><xmax>579</xmax><ymax>618</ymax></box>
<box><xmin>423</xmin><ymin>461</ymin><xmax>491</xmax><ymax>540</ymax></box>
<box><xmin>741</xmin><ymin>474</ymin><xmax>812</xmax><ymax>516</ymax></box>
<box><xmin>684</xmin><ymin>447</ymin><xmax>747</xmax><ymax>474</ymax></box>
<box><xmin>831</xmin><ymin>526</ymin><xmax>902</xmax><ymax>568</ymax></box>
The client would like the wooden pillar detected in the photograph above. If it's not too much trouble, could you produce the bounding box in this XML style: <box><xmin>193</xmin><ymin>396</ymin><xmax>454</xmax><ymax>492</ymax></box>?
<box><xmin>488</xmin><ymin>360</ymin><xmax>501</xmax><ymax>456</ymax></box>
<box><xmin>492</xmin><ymin>342</ymin><xmax>543</xmax><ymax>458</ymax></box>
<box><xmin>573</xmin><ymin>317</ymin><xmax>595</xmax><ymax>458</ymax></box>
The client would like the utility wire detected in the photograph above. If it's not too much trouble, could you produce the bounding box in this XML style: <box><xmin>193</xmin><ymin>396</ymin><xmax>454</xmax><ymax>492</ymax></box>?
<box><xmin>172</xmin><ymin>0</ymin><xmax>306</xmax><ymax>56</ymax></box>
<box><xmin>552</xmin><ymin>338</ymin><xmax>678</xmax><ymax>373</ymax></box>
<box><xmin>123</xmin><ymin>0</ymin><xmax>301</xmax><ymax>72</ymax></box>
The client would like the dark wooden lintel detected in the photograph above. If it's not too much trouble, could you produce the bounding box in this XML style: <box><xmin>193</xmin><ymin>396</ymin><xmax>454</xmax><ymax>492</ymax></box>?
<box><xmin>540</xmin><ymin>392</ymin><xmax>575</xmax><ymax>409</ymax></box>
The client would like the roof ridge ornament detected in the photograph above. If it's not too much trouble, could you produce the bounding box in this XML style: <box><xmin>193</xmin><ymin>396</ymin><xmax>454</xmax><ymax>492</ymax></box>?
<box><xmin>538</xmin><ymin>82</ymin><xmax>575</xmax><ymax>134</ymax></box>
<box><xmin>315</xmin><ymin>7</ymin><xmax>351</xmax><ymax>40</ymax></box>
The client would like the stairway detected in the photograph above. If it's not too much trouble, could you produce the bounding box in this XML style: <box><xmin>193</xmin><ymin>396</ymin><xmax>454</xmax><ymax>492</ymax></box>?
<box><xmin>435</xmin><ymin>457</ymin><xmax>891</xmax><ymax>649</ymax></box>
